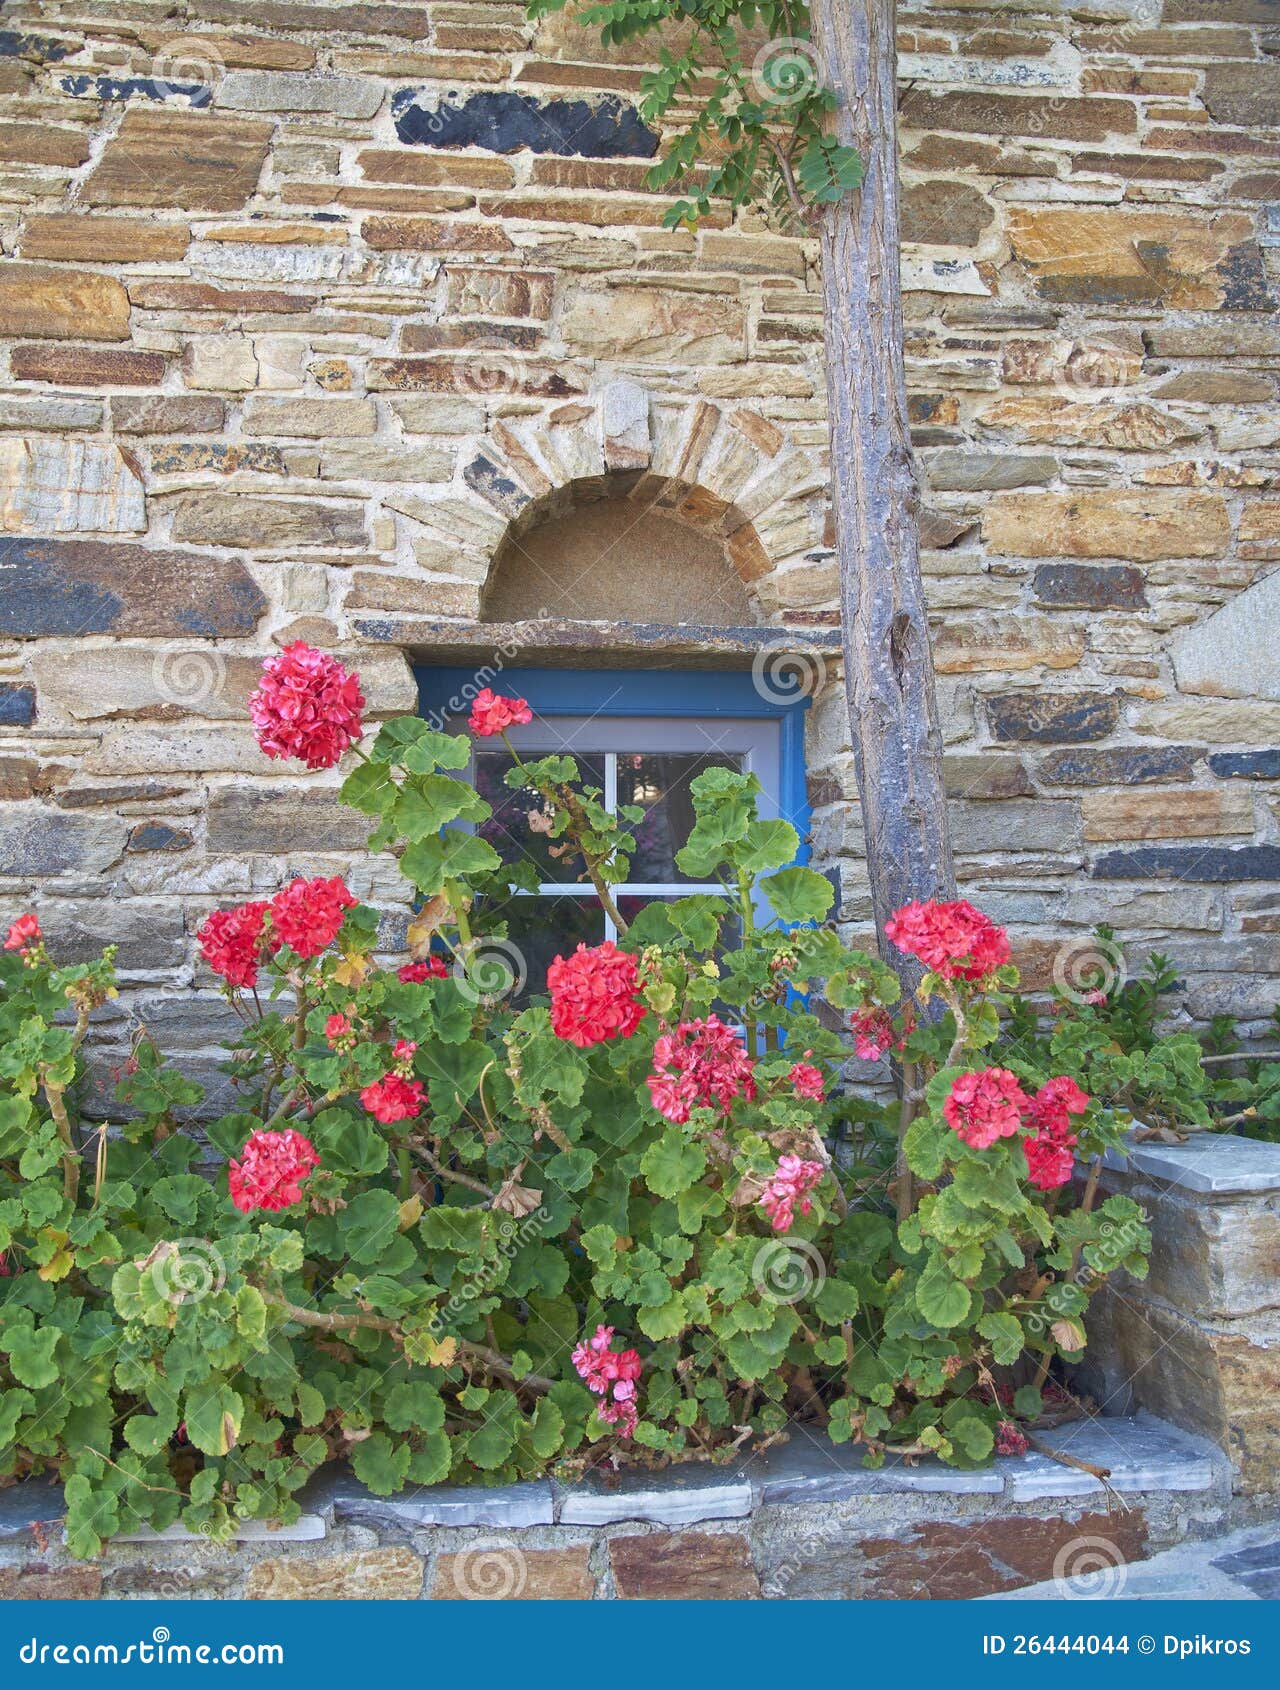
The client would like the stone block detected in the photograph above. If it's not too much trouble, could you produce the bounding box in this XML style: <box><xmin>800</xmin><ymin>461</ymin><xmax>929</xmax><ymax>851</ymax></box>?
<box><xmin>932</xmin><ymin>614</ymin><xmax>1084</xmax><ymax>673</ymax></box>
<box><xmin>207</xmin><ymin>787</ymin><xmax>374</xmax><ymax>853</ymax></box>
<box><xmin>609</xmin><ymin>1532</ymin><xmax>760</xmax><ymax>1600</ymax></box>
<box><xmin>1032</xmin><ymin>564</ymin><xmax>1147</xmax><ymax>611</ymax></box>
<box><xmin>393</xmin><ymin>87</ymin><xmax>657</xmax><ymax>157</ymax></box>
<box><xmin>38</xmin><ymin>902</ymin><xmax>185</xmax><ymax>972</ymax></box>
<box><xmin>1092</xmin><ymin>845</ymin><xmax>1280</xmax><ymax>884</ymax></box>
<box><xmin>563</xmin><ymin>287</ymin><xmax>746</xmax><ymax>361</ymax></box>
<box><xmin>986</xmin><ymin>690</ymin><xmax>1123</xmax><ymax>745</ymax></box>
<box><xmin>1172</xmin><ymin>571</ymin><xmax>1280</xmax><ymax>703</ymax></box>
<box><xmin>1039</xmin><ymin>746</ymin><xmax>1198</xmax><ymax>787</ymax></box>
<box><xmin>0</xmin><ymin>809</ymin><xmax>126</xmax><ymax>875</ymax></box>
<box><xmin>0</xmin><ymin>121</ymin><xmax>89</xmax><ymax>167</ymax></box>
<box><xmin>108</xmin><ymin>396</ymin><xmax>226</xmax><ymax>434</ymax></box>
<box><xmin>244</xmin><ymin>1548</ymin><xmax>424</xmax><ymax>1600</ymax></box>
<box><xmin>901</xmin><ymin>179</ymin><xmax>995</xmax><ymax>248</ymax></box>
<box><xmin>983</xmin><ymin>492</ymin><xmax>1230</xmax><ymax>562</ymax></box>
<box><xmin>951</xmin><ymin>797</ymin><xmax>1081</xmax><ymax>855</ymax></box>
<box><xmin>1209</xmin><ymin>751</ymin><xmax>1280</xmax><ymax>781</ymax></box>
<box><xmin>243</xmin><ymin>398</ymin><xmax>378</xmax><ymax>438</ymax></box>
<box><xmin>0</xmin><ymin>262</ymin><xmax>129</xmax><ymax>341</ymax></box>
<box><xmin>183</xmin><ymin>334</ymin><xmax>261</xmax><ymax>392</ymax></box>
<box><xmin>431</xmin><ymin>1546</ymin><xmax>594</xmax><ymax>1600</ymax></box>
<box><xmin>171</xmin><ymin>495</ymin><xmax>368</xmax><ymax>550</ymax></box>
<box><xmin>1</xmin><ymin>440</ymin><xmax>146</xmax><ymax>536</ymax></box>
<box><xmin>9</xmin><ymin>346</ymin><xmax>166</xmax><ymax>387</ymax></box>
<box><xmin>943</xmin><ymin>754</ymin><xmax>1033</xmax><ymax>800</ymax></box>
<box><xmin>0</xmin><ymin>1566</ymin><xmax>102</xmax><ymax>1600</ymax></box>
<box><xmin>0</xmin><ymin>683</ymin><xmax>35</xmax><ymax>726</ymax></box>
<box><xmin>1002</xmin><ymin>1413</ymin><xmax>1225</xmax><ymax>1502</ymax></box>
<box><xmin>19</xmin><ymin>214</ymin><xmax>190</xmax><ymax>263</ymax></box>
<box><xmin>320</xmin><ymin>444</ymin><xmax>453</xmax><ymax>482</ymax></box>
<box><xmin>218</xmin><ymin>70</ymin><xmax>383</xmax><ymax>116</ymax></box>
<box><xmin>0</xmin><ymin>398</ymin><xmax>103</xmax><ymax>432</ymax></box>
<box><xmin>0</xmin><ymin>540</ymin><xmax>265</xmax><ymax>639</ymax></box>
<box><xmin>311</xmin><ymin>1467</ymin><xmax>553</xmax><ymax>1529</ymax></box>
<box><xmin>84</xmin><ymin>110</ymin><xmax>272</xmax><ymax>210</ymax></box>
<box><xmin>979</xmin><ymin>397</ymin><xmax>1199</xmax><ymax>452</ymax></box>
<box><xmin>923</xmin><ymin>450</ymin><xmax>1056</xmax><ymax>491</ymax></box>
<box><xmin>1082</xmin><ymin>788</ymin><xmax>1254</xmax><ymax>842</ymax></box>
<box><xmin>899</xmin><ymin>89</ymin><xmax>1137</xmax><ymax>144</ymax></box>
<box><xmin>559</xmin><ymin>1464</ymin><xmax>752</xmax><ymax>1527</ymax></box>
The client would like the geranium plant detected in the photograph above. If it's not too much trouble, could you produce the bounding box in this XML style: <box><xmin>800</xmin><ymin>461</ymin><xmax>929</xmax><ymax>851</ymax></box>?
<box><xmin>0</xmin><ymin>647</ymin><xmax>1151</xmax><ymax>1557</ymax></box>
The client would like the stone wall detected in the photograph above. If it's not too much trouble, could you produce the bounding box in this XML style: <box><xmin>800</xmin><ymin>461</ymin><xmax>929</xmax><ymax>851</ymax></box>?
<box><xmin>2</xmin><ymin>0</ymin><xmax>1280</xmax><ymax>1043</ymax></box>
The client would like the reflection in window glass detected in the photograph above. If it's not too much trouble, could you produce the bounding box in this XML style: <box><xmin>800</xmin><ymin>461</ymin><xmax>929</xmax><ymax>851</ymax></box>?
<box><xmin>480</xmin><ymin>894</ymin><xmax>604</xmax><ymax>1007</ymax></box>
<box><xmin>617</xmin><ymin>752</ymin><xmax>741</xmax><ymax>883</ymax></box>
<box><xmin>474</xmin><ymin>750</ymin><xmax>603</xmax><ymax>883</ymax></box>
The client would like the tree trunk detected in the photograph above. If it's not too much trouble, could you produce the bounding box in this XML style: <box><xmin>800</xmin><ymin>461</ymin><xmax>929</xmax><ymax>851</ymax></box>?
<box><xmin>811</xmin><ymin>0</ymin><xmax>956</xmax><ymax>986</ymax></box>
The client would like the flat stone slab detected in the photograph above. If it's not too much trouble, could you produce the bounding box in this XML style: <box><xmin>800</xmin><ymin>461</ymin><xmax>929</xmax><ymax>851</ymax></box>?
<box><xmin>110</xmin><ymin>1516</ymin><xmax>326</xmax><ymax>1545</ymax></box>
<box><xmin>1102</xmin><ymin>1131</ymin><xmax>1280</xmax><ymax>1196</ymax></box>
<box><xmin>306</xmin><ymin>1467</ymin><xmax>554</xmax><ymax>1530</ymax></box>
<box><xmin>1003</xmin><ymin>1411</ymin><xmax>1225</xmax><ymax>1502</ymax></box>
<box><xmin>746</xmin><ymin>1426</ymin><xmax>1002</xmax><ymax>1506</ymax></box>
<box><xmin>557</xmin><ymin>1462</ymin><xmax>752</xmax><ymax>1527</ymax></box>
<box><xmin>0</xmin><ymin>1478</ymin><xmax>63</xmax><ymax>1540</ymax></box>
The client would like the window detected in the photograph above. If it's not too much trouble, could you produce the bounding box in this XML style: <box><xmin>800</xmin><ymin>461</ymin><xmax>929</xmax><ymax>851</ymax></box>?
<box><xmin>415</xmin><ymin>667</ymin><xmax>811</xmax><ymax>994</ymax></box>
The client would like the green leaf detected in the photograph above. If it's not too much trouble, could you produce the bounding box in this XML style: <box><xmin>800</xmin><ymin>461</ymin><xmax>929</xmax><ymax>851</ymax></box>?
<box><xmin>400</xmin><ymin>831</ymin><xmax>500</xmax><ymax>896</ymax></box>
<box><xmin>338</xmin><ymin>1189</ymin><xmax>404</xmax><ymax>1265</ymax></box>
<box><xmin>383</xmin><ymin>1380</ymin><xmax>445</xmax><ymax>1435</ymax></box>
<box><xmin>184</xmin><ymin>1381</ymin><xmax>243</xmax><ymax>1458</ymax></box>
<box><xmin>915</xmin><ymin>1259</ymin><xmax>972</xmax><ymax>1330</ymax></box>
<box><xmin>0</xmin><ymin>1323</ymin><xmax>60</xmax><ymax>1388</ymax></box>
<box><xmin>639</xmin><ymin>1129</ymin><xmax>707</xmax><ymax>1198</ymax></box>
<box><xmin>466</xmin><ymin>1418</ymin><xmax>515</xmax><ymax>1470</ymax></box>
<box><xmin>761</xmin><ymin>866</ymin><xmax>834</xmax><ymax>925</ymax></box>
<box><xmin>797</xmin><ymin>136</ymin><xmax>866</xmax><ymax>202</ymax></box>
<box><xmin>977</xmin><ymin>1311</ymin><xmax>1026</xmax><ymax>1367</ymax></box>
<box><xmin>352</xmin><ymin>1431</ymin><xmax>411</xmax><ymax>1496</ymax></box>
<box><xmin>736</xmin><ymin>818</ymin><xmax>799</xmax><ymax>875</ymax></box>
<box><xmin>394</xmin><ymin>776</ymin><xmax>486</xmax><ymax>842</ymax></box>
<box><xmin>419</xmin><ymin>1204</ymin><xmax>485</xmax><ymax>1255</ymax></box>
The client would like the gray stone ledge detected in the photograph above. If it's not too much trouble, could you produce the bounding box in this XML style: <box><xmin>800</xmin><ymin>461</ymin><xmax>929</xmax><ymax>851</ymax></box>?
<box><xmin>1101</xmin><ymin>1131</ymin><xmax>1280</xmax><ymax>1197</ymax></box>
<box><xmin>556</xmin><ymin>1463</ymin><xmax>752</xmax><ymax>1527</ymax></box>
<box><xmin>0</xmin><ymin>1414</ymin><xmax>1231</xmax><ymax>1542</ymax></box>
<box><xmin>1003</xmin><ymin>1412</ymin><xmax>1227</xmax><ymax>1502</ymax></box>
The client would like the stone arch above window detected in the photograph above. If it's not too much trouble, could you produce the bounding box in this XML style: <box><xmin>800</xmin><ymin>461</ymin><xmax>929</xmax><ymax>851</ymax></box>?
<box><xmin>416</xmin><ymin>382</ymin><xmax>829</xmax><ymax>630</ymax></box>
<box><xmin>481</xmin><ymin>481</ymin><xmax>757</xmax><ymax>627</ymax></box>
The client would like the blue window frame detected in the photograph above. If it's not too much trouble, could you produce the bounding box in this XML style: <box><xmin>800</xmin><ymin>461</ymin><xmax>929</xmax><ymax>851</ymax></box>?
<box><xmin>414</xmin><ymin>666</ymin><xmax>811</xmax><ymax>989</ymax></box>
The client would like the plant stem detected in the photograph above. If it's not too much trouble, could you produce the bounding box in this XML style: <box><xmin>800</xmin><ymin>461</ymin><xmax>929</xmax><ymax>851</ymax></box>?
<box><xmin>895</xmin><ymin>1058</ymin><xmax>917</xmax><ymax>1223</ymax></box>
<box><xmin>259</xmin><ymin>1292</ymin><xmax>553</xmax><ymax>1393</ymax></box>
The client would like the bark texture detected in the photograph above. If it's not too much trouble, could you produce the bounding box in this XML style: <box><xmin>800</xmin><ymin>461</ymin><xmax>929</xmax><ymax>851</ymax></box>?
<box><xmin>812</xmin><ymin>0</ymin><xmax>957</xmax><ymax>978</ymax></box>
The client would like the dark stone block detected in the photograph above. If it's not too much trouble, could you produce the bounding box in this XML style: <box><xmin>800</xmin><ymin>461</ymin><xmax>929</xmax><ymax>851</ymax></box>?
<box><xmin>0</xmin><ymin>31</ymin><xmax>74</xmax><ymax>61</ymax></box>
<box><xmin>1040</xmin><ymin>745</ymin><xmax>1199</xmax><ymax>786</ymax></box>
<box><xmin>987</xmin><ymin>690</ymin><xmax>1122</xmax><ymax>744</ymax></box>
<box><xmin>0</xmin><ymin>539</ymin><xmax>265</xmax><ymax>638</ymax></box>
<box><xmin>125</xmin><ymin>822</ymin><xmax>193</xmax><ymax>853</ymax></box>
<box><xmin>462</xmin><ymin>454</ymin><xmax>531</xmax><ymax>518</ymax></box>
<box><xmin>1213</xmin><ymin>1538</ymin><xmax>1280</xmax><ymax>1577</ymax></box>
<box><xmin>59</xmin><ymin>74</ymin><xmax>212</xmax><ymax>106</ymax></box>
<box><xmin>1092</xmin><ymin>845</ymin><xmax>1280</xmax><ymax>883</ymax></box>
<box><xmin>1033</xmin><ymin>563</ymin><xmax>1148</xmax><ymax>610</ymax></box>
<box><xmin>609</xmin><ymin>1531</ymin><xmax>760</xmax><ymax>1600</ymax></box>
<box><xmin>1208</xmin><ymin>750</ymin><xmax>1280</xmax><ymax>781</ymax></box>
<box><xmin>392</xmin><ymin>89</ymin><xmax>658</xmax><ymax>160</ymax></box>
<box><xmin>0</xmin><ymin>682</ymin><xmax>36</xmax><ymax>726</ymax></box>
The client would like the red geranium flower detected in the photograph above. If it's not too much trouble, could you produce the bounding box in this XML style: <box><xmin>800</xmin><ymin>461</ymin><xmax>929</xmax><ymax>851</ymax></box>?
<box><xmin>548</xmin><ymin>940</ymin><xmax>646</xmax><ymax>1048</ymax></box>
<box><xmin>1023</xmin><ymin>1133</ymin><xmax>1077</xmax><ymax>1192</ymax></box>
<box><xmin>944</xmin><ymin>1067</ymin><xmax>1031</xmax><ymax>1151</ymax></box>
<box><xmin>996</xmin><ymin>1421</ymin><xmax>1030</xmax><ymax>1457</ymax></box>
<box><xmin>849</xmin><ymin>1005</ymin><xmax>907</xmax><ymax>1062</ymax></box>
<box><xmin>1027</xmin><ymin>1075</ymin><xmax>1090</xmax><ymax>1139</ymax></box>
<box><xmin>758</xmin><ymin>1154</ymin><xmax>825</xmax><ymax>1233</ymax></box>
<box><xmin>789</xmin><ymin>1059</ymin><xmax>826</xmax><ymax>1102</ymax></box>
<box><xmin>361</xmin><ymin>1073</ymin><xmax>425</xmax><ymax>1124</ymax></box>
<box><xmin>3</xmin><ymin>913</ymin><xmax>41</xmax><ymax>953</ymax></box>
<box><xmin>884</xmin><ymin>899</ymin><xmax>1011</xmax><ymax>982</ymax></box>
<box><xmin>398</xmin><ymin>957</ymin><xmax>448</xmax><ymax>983</ymax></box>
<box><xmin>468</xmin><ymin>688</ymin><xmax>533</xmax><ymax>738</ymax></box>
<box><xmin>229</xmin><ymin>1128</ymin><xmax>319</xmax><ymax>1213</ymax></box>
<box><xmin>198</xmin><ymin>901</ymin><xmax>270</xmax><ymax>990</ymax></box>
<box><xmin>269</xmin><ymin>876</ymin><xmax>356</xmax><ymax>960</ymax></box>
<box><xmin>325</xmin><ymin>1013</ymin><xmax>353</xmax><ymax>1048</ymax></box>
<box><xmin>249</xmin><ymin>642</ymin><xmax>365</xmax><ymax>771</ymax></box>
<box><xmin>646</xmin><ymin>1014</ymin><xmax>756</xmax><ymax>1123</ymax></box>
<box><xmin>572</xmin><ymin>1324</ymin><xmax>643</xmax><ymax>1439</ymax></box>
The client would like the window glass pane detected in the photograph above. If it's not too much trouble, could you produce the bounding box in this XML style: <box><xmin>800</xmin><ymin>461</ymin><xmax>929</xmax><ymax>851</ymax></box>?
<box><xmin>481</xmin><ymin>894</ymin><xmax>604</xmax><ymax>1005</ymax></box>
<box><xmin>474</xmin><ymin>749</ymin><xmax>604</xmax><ymax>883</ymax></box>
<box><xmin>617</xmin><ymin>751</ymin><xmax>743</xmax><ymax>883</ymax></box>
